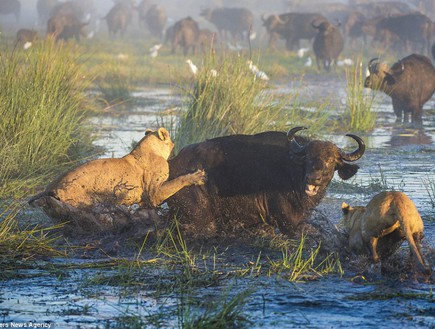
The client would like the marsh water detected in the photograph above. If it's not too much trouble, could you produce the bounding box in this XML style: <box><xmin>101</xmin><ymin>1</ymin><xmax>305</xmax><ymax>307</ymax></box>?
<box><xmin>1</xmin><ymin>78</ymin><xmax>435</xmax><ymax>328</ymax></box>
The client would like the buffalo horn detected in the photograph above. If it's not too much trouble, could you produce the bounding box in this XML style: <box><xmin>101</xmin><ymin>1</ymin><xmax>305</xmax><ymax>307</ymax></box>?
<box><xmin>367</xmin><ymin>57</ymin><xmax>379</xmax><ymax>73</ymax></box>
<box><xmin>287</xmin><ymin>126</ymin><xmax>307</xmax><ymax>154</ymax></box>
<box><xmin>340</xmin><ymin>134</ymin><xmax>365</xmax><ymax>162</ymax></box>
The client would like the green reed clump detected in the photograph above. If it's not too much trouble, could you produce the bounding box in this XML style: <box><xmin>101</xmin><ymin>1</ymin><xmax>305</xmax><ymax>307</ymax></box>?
<box><xmin>96</xmin><ymin>59</ymin><xmax>133</xmax><ymax>105</ymax></box>
<box><xmin>0</xmin><ymin>40</ymin><xmax>95</xmax><ymax>198</ymax></box>
<box><xmin>342</xmin><ymin>59</ymin><xmax>377</xmax><ymax>132</ymax></box>
<box><xmin>268</xmin><ymin>235</ymin><xmax>343</xmax><ymax>282</ymax></box>
<box><xmin>174</xmin><ymin>53</ymin><xmax>330</xmax><ymax>150</ymax></box>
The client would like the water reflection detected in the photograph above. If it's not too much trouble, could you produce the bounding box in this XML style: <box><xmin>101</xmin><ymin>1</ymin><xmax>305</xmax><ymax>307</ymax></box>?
<box><xmin>387</xmin><ymin>128</ymin><xmax>433</xmax><ymax>147</ymax></box>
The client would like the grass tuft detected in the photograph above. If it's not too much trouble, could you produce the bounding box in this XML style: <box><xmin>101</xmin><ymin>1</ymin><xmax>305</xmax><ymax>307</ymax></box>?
<box><xmin>174</xmin><ymin>52</ymin><xmax>330</xmax><ymax>151</ymax></box>
<box><xmin>341</xmin><ymin>58</ymin><xmax>377</xmax><ymax>132</ymax></box>
<box><xmin>268</xmin><ymin>235</ymin><xmax>343</xmax><ymax>281</ymax></box>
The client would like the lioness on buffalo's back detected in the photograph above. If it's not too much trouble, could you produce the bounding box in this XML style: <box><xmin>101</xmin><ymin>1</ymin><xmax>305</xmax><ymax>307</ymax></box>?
<box><xmin>29</xmin><ymin>128</ymin><xmax>206</xmax><ymax>230</ymax></box>
<box><xmin>342</xmin><ymin>191</ymin><xmax>431</xmax><ymax>275</ymax></box>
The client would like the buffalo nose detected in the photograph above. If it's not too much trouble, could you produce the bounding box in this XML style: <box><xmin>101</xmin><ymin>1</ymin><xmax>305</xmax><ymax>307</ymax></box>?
<box><xmin>308</xmin><ymin>173</ymin><xmax>322</xmax><ymax>184</ymax></box>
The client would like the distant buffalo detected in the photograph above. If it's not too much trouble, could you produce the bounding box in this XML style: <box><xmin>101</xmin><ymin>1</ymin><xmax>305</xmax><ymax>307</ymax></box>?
<box><xmin>374</xmin><ymin>13</ymin><xmax>434</xmax><ymax>55</ymax></box>
<box><xmin>262</xmin><ymin>12</ymin><xmax>326</xmax><ymax>51</ymax></box>
<box><xmin>103</xmin><ymin>2</ymin><xmax>133</xmax><ymax>37</ymax></box>
<box><xmin>167</xmin><ymin>16</ymin><xmax>200</xmax><ymax>56</ymax></box>
<box><xmin>46</xmin><ymin>12</ymin><xmax>88</xmax><ymax>41</ymax></box>
<box><xmin>365</xmin><ymin>54</ymin><xmax>435</xmax><ymax>126</ymax></box>
<box><xmin>200</xmin><ymin>7</ymin><xmax>253</xmax><ymax>41</ymax></box>
<box><xmin>144</xmin><ymin>4</ymin><xmax>166</xmax><ymax>39</ymax></box>
<box><xmin>312</xmin><ymin>20</ymin><xmax>344</xmax><ymax>71</ymax></box>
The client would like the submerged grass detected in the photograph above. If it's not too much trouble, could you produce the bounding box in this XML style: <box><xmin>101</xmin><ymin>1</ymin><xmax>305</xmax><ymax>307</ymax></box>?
<box><xmin>0</xmin><ymin>202</ymin><xmax>66</xmax><ymax>277</ymax></box>
<box><xmin>0</xmin><ymin>39</ymin><xmax>96</xmax><ymax>199</ymax></box>
<box><xmin>342</xmin><ymin>58</ymin><xmax>377</xmax><ymax>132</ymax></box>
<box><xmin>178</xmin><ymin>289</ymin><xmax>253</xmax><ymax>329</ymax></box>
<box><xmin>268</xmin><ymin>235</ymin><xmax>343</xmax><ymax>282</ymax></box>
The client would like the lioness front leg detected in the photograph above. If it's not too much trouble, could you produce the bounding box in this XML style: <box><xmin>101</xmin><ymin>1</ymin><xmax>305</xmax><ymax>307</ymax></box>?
<box><xmin>148</xmin><ymin>169</ymin><xmax>207</xmax><ymax>207</ymax></box>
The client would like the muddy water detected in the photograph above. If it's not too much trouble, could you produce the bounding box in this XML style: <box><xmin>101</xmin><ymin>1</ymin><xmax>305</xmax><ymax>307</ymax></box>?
<box><xmin>1</xmin><ymin>81</ymin><xmax>435</xmax><ymax>328</ymax></box>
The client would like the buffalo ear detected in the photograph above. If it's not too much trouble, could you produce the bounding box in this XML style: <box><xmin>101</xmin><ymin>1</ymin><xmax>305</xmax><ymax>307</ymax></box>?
<box><xmin>337</xmin><ymin>163</ymin><xmax>359</xmax><ymax>180</ymax></box>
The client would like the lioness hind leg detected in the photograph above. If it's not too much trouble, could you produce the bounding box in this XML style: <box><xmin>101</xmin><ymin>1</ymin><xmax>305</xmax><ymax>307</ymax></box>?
<box><xmin>411</xmin><ymin>232</ymin><xmax>432</xmax><ymax>275</ymax></box>
<box><xmin>370</xmin><ymin>221</ymin><xmax>401</xmax><ymax>263</ymax></box>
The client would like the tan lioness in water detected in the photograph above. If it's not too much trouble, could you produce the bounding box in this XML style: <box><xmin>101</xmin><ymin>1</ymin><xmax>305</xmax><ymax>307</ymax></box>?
<box><xmin>30</xmin><ymin>127</ymin><xmax>206</xmax><ymax>217</ymax></box>
<box><xmin>342</xmin><ymin>191</ymin><xmax>431</xmax><ymax>274</ymax></box>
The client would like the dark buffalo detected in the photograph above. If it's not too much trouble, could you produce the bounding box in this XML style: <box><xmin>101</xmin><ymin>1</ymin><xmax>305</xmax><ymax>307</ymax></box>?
<box><xmin>432</xmin><ymin>42</ymin><xmax>435</xmax><ymax>61</ymax></box>
<box><xmin>167</xmin><ymin>16</ymin><xmax>200</xmax><ymax>56</ymax></box>
<box><xmin>200</xmin><ymin>7</ymin><xmax>253</xmax><ymax>40</ymax></box>
<box><xmin>46</xmin><ymin>12</ymin><xmax>88</xmax><ymax>41</ymax></box>
<box><xmin>103</xmin><ymin>2</ymin><xmax>132</xmax><ymax>37</ymax></box>
<box><xmin>167</xmin><ymin>127</ymin><xmax>365</xmax><ymax>238</ymax></box>
<box><xmin>51</xmin><ymin>1</ymin><xmax>95</xmax><ymax>23</ymax></box>
<box><xmin>374</xmin><ymin>13</ymin><xmax>434</xmax><ymax>55</ymax></box>
<box><xmin>143</xmin><ymin>4</ymin><xmax>166</xmax><ymax>39</ymax></box>
<box><xmin>354</xmin><ymin>1</ymin><xmax>412</xmax><ymax>18</ymax></box>
<box><xmin>312</xmin><ymin>20</ymin><xmax>344</xmax><ymax>72</ymax></box>
<box><xmin>262</xmin><ymin>12</ymin><xmax>326</xmax><ymax>51</ymax></box>
<box><xmin>365</xmin><ymin>54</ymin><xmax>435</xmax><ymax>126</ymax></box>
<box><xmin>0</xmin><ymin>0</ymin><xmax>20</xmax><ymax>22</ymax></box>
<box><xmin>343</xmin><ymin>11</ymin><xmax>366</xmax><ymax>48</ymax></box>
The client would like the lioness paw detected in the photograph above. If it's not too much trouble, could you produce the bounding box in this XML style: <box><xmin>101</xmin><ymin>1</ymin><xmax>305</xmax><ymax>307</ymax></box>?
<box><xmin>190</xmin><ymin>169</ymin><xmax>207</xmax><ymax>185</ymax></box>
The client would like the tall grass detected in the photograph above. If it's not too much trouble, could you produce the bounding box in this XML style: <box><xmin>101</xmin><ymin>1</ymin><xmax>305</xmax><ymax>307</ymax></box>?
<box><xmin>0</xmin><ymin>40</ymin><xmax>96</xmax><ymax>198</ymax></box>
<box><xmin>174</xmin><ymin>53</ymin><xmax>331</xmax><ymax>150</ymax></box>
<box><xmin>342</xmin><ymin>59</ymin><xmax>377</xmax><ymax>132</ymax></box>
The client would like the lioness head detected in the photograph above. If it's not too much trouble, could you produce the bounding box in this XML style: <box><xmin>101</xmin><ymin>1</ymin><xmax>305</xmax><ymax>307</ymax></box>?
<box><xmin>341</xmin><ymin>202</ymin><xmax>365</xmax><ymax>233</ymax></box>
<box><xmin>131</xmin><ymin>127</ymin><xmax>175</xmax><ymax>159</ymax></box>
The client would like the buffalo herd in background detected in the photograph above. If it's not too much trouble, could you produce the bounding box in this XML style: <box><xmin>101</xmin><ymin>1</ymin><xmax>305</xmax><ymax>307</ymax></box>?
<box><xmin>0</xmin><ymin>0</ymin><xmax>434</xmax><ymax>59</ymax></box>
<box><xmin>1</xmin><ymin>0</ymin><xmax>435</xmax><ymax>126</ymax></box>
<box><xmin>1</xmin><ymin>0</ymin><xmax>435</xmax><ymax>62</ymax></box>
